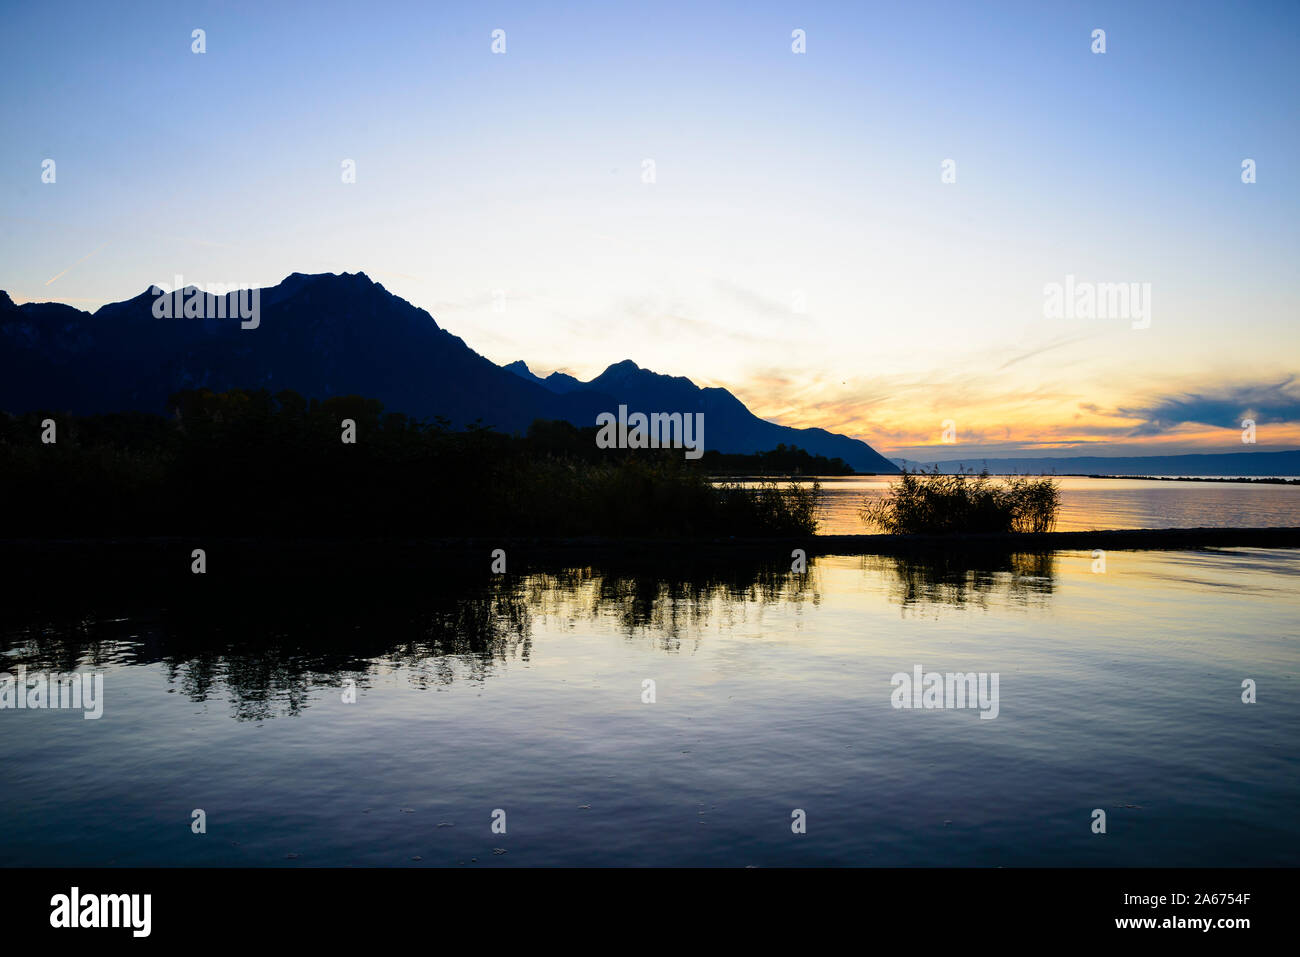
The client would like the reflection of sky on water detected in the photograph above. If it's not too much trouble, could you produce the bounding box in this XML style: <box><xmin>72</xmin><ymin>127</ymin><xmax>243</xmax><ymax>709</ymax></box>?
<box><xmin>1</xmin><ymin>548</ymin><xmax>1296</xmax><ymax>867</ymax></box>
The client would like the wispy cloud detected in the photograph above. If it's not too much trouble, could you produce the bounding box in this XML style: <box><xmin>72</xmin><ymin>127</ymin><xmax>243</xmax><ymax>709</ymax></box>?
<box><xmin>1117</xmin><ymin>378</ymin><xmax>1300</xmax><ymax>436</ymax></box>
<box><xmin>712</xmin><ymin>279</ymin><xmax>814</xmax><ymax>327</ymax></box>
<box><xmin>995</xmin><ymin>333</ymin><xmax>1099</xmax><ymax>371</ymax></box>
<box><xmin>45</xmin><ymin>243</ymin><xmax>109</xmax><ymax>285</ymax></box>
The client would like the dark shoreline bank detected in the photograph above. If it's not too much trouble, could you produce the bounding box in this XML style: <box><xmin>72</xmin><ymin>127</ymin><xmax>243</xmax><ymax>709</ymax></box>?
<box><xmin>1073</xmin><ymin>474</ymin><xmax>1300</xmax><ymax>484</ymax></box>
<box><xmin>3</xmin><ymin>527</ymin><xmax>1297</xmax><ymax>581</ymax></box>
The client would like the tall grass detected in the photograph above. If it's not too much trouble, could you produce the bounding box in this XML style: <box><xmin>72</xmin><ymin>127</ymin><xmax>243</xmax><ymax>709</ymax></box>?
<box><xmin>499</xmin><ymin>458</ymin><xmax>821</xmax><ymax>536</ymax></box>
<box><xmin>859</xmin><ymin>468</ymin><xmax>1059</xmax><ymax>535</ymax></box>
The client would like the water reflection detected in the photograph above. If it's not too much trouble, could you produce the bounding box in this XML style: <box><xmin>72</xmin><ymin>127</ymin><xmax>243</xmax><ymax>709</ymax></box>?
<box><xmin>522</xmin><ymin>559</ymin><xmax>822</xmax><ymax>649</ymax></box>
<box><xmin>862</xmin><ymin>551</ymin><xmax>1057</xmax><ymax>614</ymax></box>
<box><xmin>2</xmin><ymin>575</ymin><xmax>534</xmax><ymax>720</ymax></box>
<box><xmin>0</xmin><ymin>550</ymin><xmax>1058</xmax><ymax>718</ymax></box>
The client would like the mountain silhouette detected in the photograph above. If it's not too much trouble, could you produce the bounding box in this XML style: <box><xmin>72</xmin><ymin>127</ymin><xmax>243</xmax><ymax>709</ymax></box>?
<box><xmin>508</xmin><ymin>358</ymin><xmax>899</xmax><ymax>472</ymax></box>
<box><xmin>504</xmin><ymin>360</ymin><xmax>586</xmax><ymax>394</ymax></box>
<box><xmin>0</xmin><ymin>273</ymin><xmax>898</xmax><ymax>472</ymax></box>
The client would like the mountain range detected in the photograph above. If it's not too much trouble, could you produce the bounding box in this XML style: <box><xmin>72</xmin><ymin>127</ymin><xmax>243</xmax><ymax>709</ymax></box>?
<box><xmin>0</xmin><ymin>271</ymin><xmax>900</xmax><ymax>472</ymax></box>
<box><xmin>893</xmin><ymin>451</ymin><xmax>1300</xmax><ymax>477</ymax></box>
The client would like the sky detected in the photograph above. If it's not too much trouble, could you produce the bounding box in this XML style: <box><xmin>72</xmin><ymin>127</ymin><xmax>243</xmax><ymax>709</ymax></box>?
<box><xmin>2</xmin><ymin>0</ymin><xmax>1298</xmax><ymax>458</ymax></box>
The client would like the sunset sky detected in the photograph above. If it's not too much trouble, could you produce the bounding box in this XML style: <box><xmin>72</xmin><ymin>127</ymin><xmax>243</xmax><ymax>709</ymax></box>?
<box><xmin>2</xmin><ymin>0</ymin><xmax>1297</xmax><ymax>457</ymax></box>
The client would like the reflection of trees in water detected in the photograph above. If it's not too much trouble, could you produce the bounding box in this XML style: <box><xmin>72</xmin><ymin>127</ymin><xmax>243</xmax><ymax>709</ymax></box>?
<box><xmin>1</xmin><ymin>576</ymin><xmax>534</xmax><ymax>721</ymax></box>
<box><xmin>1</xmin><ymin>560</ymin><xmax>816</xmax><ymax>715</ymax></box>
<box><xmin>0</xmin><ymin>550</ymin><xmax>1051</xmax><ymax>717</ymax></box>
<box><xmin>0</xmin><ymin>613</ymin><xmax>146</xmax><ymax>674</ymax></box>
<box><xmin>523</xmin><ymin>560</ymin><xmax>820</xmax><ymax>650</ymax></box>
<box><xmin>863</xmin><ymin>551</ymin><xmax>1056</xmax><ymax>614</ymax></box>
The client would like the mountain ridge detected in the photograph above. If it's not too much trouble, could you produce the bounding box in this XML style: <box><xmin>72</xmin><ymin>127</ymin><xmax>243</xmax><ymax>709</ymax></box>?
<box><xmin>0</xmin><ymin>272</ymin><xmax>900</xmax><ymax>472</ymax></box>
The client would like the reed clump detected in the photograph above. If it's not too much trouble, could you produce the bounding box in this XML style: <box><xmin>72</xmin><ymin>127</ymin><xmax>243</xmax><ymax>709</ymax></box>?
<box><xmin>859</xmin><ymin>468</ymin><xmax>1059</xmax><ymax>535</ymax></box>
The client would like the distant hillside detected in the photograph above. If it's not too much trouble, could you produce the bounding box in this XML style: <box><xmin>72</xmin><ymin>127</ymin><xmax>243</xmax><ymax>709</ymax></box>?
<box><xmin>0</xmin><ymin>274</ymin><xmax>899</xmax><ymax>472</ymax></box>
<box><xmin>892</xmin><ymin>449</ymin><xmax>1300</xmax><ymax>477</ymax></box>
<box><xmin>508</xmin><ymin>358</ymin><xmax>897</xmax><ymax>472</ymax></box>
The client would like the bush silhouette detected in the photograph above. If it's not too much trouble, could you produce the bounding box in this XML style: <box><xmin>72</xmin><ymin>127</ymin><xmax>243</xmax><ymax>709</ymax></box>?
<box><xmin>860</xmin><ymin>468</ymin><xmax>1059</xmax><ymax>535</ymax></box>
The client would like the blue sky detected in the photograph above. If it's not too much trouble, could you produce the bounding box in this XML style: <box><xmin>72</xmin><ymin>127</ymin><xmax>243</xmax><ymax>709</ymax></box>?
<box><xmin>3</xmin><ymin>0</ymin><xmax>1298</xmax><ymax>455</ymax></box>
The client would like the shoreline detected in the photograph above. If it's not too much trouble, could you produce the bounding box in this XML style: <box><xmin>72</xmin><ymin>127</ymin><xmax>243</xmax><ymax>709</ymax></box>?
<box><xmin>2</xmin><ymin>527</ymin><xmax>1297</xmax><ymax>577</ymax></box>
<box><xmin>712</xmin><ymin>473</ymin><xmax>1300</xmax><ymax>483</ymax></box>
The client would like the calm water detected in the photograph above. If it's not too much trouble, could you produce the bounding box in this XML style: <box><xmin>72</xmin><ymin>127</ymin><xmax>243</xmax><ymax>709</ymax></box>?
<box><xmin>2</xmin><ymin>547</ymin><xmax>1297</xmax><ymax>867</ymax></box>
<box><xmin>755</xmin><ymin>475</ymin><xmax>1300</xmax><ymax>534</ymax></box>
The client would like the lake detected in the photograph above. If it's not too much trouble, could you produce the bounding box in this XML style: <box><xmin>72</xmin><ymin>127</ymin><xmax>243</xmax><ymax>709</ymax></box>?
<box><xmin>733</xmin><ymin>475</ymin><xmax>1300</xmax><ymax>534</ymax></box>
<box><xmin>2</xmin><ymin>544</ymin><xmax>1297</xmax><ymax>867</ymax></box>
